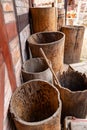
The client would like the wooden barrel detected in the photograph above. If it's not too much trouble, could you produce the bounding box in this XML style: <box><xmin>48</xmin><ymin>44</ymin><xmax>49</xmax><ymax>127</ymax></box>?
<box><xmin>57</xmin><ymin>8</ymin><xmax>65</xmax><ymax>31</ymax></box>
<box><xmin>61</xmin><ymin>25</ymin><xmax>85</xmax><ymax>64</ymax></box>
<box><xmin>22</xmin><ymin>58</ymin><xmax>53</xmax><ymax>83</ymax></box>
<box><xmin>55</xmin><ymin>70</ymin><xmax>87</xmax><ymax>121</ymax></box>
<box><xmin>10</xmin><ymin>80</ymin><xmax>61</xmax><ymax>130</ymax></box>
<box><xmin>27</xmin><ymin>31</ymin><xmax>65</xmax><ymax>73</ymax></box>
<box><xmin>30</xmin><ymin>7</ymin><xmax>57</xmax><ymax>33</ymax></box>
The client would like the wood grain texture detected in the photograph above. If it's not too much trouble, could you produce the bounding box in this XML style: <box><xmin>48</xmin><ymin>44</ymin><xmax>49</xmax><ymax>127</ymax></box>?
<box><xmin>61</xmin><ymin>25</ymin><xmax>85</xmax><ymax>64</ymax></box>
<box><xmin>28</xmin><ymin>31</ymin><xmax>65</xmax><ymax>73</ymax></box>
<box><xmin>10</xmin><ymin>80</ymin><xmax>61</xmax><ymax>130</ymax></box>
<box><xmin>55</xmin><ymin>70</ymin><xmax>87</xmax><ymax>121</ymax></box>
<box><xmin>0</xmin><ymin>3</ymin><xmax>17</xmax><ymax>92</ymax></box>
<box><xmin>30</xmin><ymin>7</ymin><xmax>57</xmax><ymax>33</ymax></box>
<box><xmin>0</xmin><ymin>3</ymin><xmax>17</xmax><ymax>129</ymax></box>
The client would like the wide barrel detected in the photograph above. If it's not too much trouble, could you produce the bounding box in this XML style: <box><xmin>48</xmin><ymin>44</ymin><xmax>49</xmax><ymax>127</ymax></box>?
<box><xmin>55</xmin><ymin>70</ymin><xmax>87</xmax><ymax>121</ymax></box>
<box><xmin>28</xmin><ymin>31</ymin><xmax>65</xmax><ymax>73</ymax></box>
<box><xmin>10</xmin><ymin>80</ymin><xmax>61</xmax><ymax>130</ymax></box>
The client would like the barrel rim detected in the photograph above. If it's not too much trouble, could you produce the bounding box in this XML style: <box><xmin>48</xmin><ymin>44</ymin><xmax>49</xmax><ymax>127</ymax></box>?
<box><xmin>61</xmin><ymin>25</ymin><xmax>85</xmax><ymax>30</ymax></box>
<box><xmin>30</xmin><ymin>7</ymin><xmax>56</xmax><ymax>9</ymax></box>
<box><xmin>59</xmin><ymin>85</ymin><xmax>87</xmax><ymax>93</ymax></box>
<box><xmin>22</xmin><ymin>57</ymin><xmax>51</xmax><ymax>75</ymax></box>
<box><xmin>56</xmin><ymin>70</ymin><xmax>87</xmax><ymax>94</ymax></box>
<box><xmin>28</xmin><ymin>31</ymin><xmax>65</xmax><ymax>46</ymax></box>
<box><xmin>10</xmin><ymin>79</ymin><xmax>61</xmax><ymax>125</ymax></box>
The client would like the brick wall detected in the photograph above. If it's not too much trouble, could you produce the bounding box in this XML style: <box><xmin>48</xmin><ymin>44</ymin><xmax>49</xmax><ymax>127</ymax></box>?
<box><xmin>0</xmin><ymin>0</ymin><xmax>30</xmax><ymax>130</ymax></box>
<box><xmin>15</xmin><ymin>0</ymin><xmax>30</xmax><ymax>62</ymax></box>
<box><xmin>1</xmin><ymin>0</ymin><xmax>22</xmax><ymax>86</ymax></box>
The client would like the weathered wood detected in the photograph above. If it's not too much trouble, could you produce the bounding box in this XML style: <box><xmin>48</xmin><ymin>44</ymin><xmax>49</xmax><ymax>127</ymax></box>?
<box><xmin>22</xmin><ymin>58</ymin><xmax>53</xmax><ymax>83</ymax></box>
<box><xmin>55</xmin><ymin>70</ymin><xmax>87</xmax><ymax>121</ymax></box>
<box><xmin>28</xmin><ymin>31</ymin><xmax>65</xmax><ymax>73</ymax></box>
<box><xmin>30</xmin><ymin>7</ymin><xmax>57</xmax><ymax>33</ymax></box>
<box><xmin>10</xmin><ymin>80</ymin><xmax>61</xmax><ymax>130</ymax></box>
<box><xmin>61</xmin><ymin>25</ymin><xmax>85</xmax><ymax>64</ymax></box>
<box><xmin>0</xmin><ymin>3</ymin><xmax>17</xmax><ymax>130</ymax></box>
<box><xmin>57</xmin><ymin>8</ymin><xmax>65</xmax><ymax>30</ymax></box>
<box><xmin>0</xmin><ymin>3</ymin><xmax>17</xmax><ymax>92</ymax></box>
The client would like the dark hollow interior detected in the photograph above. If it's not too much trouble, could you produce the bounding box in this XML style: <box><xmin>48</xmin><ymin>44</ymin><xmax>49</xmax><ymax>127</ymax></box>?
<box><xmin>12</xmin><ymin>81</ymin><xmax>59</xmax><ymax>122</ymax></box>
<box><xmin>29</xmin><ymin>32</ymin><xmax>63</xmax><ymax>44</ymax></box>
<box><xmin>23</xmin><ymin>58</ymin><xmax>48</xmax><ymax>73</ymax></box>
<box><xmin>58</xmin><ymin>71</ymin><xmax>87</xmax><ymax>91</ymax></box>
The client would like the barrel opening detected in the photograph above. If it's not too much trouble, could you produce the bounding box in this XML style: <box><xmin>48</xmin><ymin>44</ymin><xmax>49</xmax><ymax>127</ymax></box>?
<box><xmin>11</xmin><ymin>81</ymin><xmax>59</xmax><ymax>122</ymax></box>
<box><xmin>58</xmin><ymin>71</ymin><xmax>87</xmax><ymax>91</ymax></box>
<box><xmin>22</xmin><ymin>58</ymin><xmax>48</xmax><ymax>73</ymax></box>
<box><xmin>30</xmin><ymin>32</ymin><xmax>64</xmax><ymax>44</ymax></box>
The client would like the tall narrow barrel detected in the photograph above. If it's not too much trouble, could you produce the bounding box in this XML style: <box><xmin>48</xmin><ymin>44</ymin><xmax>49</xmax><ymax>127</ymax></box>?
<box><xmin>30</xmin><ymin>7</ymin><xmax>57</xmax><ymax>33</ymax></box>
<box><xmin>61</xmin><ymin>25</ymin><xmax>85</xmax><ymax>64</ymax></box>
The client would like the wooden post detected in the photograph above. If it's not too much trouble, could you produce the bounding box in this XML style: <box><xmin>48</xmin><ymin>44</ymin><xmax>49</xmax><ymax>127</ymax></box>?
<box><xmin>0</xmin><ymin>4</ymin><xmax>17</xmax><ymax>92</ymax></box>
<box><xmin>0</xmin><ymin>3</ymin><xmax>17</xmax><ymax>129</ymax></box>
<box><xmin>64</xmin><ymin>0</ymin><xmax>67</xmax><ymax>24</ymax></box>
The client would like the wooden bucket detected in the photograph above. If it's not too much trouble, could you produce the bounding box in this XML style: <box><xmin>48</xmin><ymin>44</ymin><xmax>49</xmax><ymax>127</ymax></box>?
<box><xmin>28</xmin><ymin>31</ymin><xmax>65</xmax><ymax>73</ymax></box>
<box><xmin>22</xmin><ymin>58</ymin><xmax>53</xmax><ymax>83</ymax></box>
<box><xmin>57</xmin><ymin>8</ymin><xmax>65</xmax><ymax>31</ymax></box>
<box><xmin>61</xmin><ymin>25</ymin><xmax>85</xmax><ymax>64</ymax></box>
<box><xmin>30</xmin><ymin>7</ymin><xmax>57</xmax><ymax>33</ymax></box>
<box><xmin>10</xmin><ymin>80</ymin><xmax>61</xmax><ymax>130</ymax></box>
<box><xmin>55</xmin><ymin>70</ymin><xmax>87</xmax><ymax>121</ymax></box>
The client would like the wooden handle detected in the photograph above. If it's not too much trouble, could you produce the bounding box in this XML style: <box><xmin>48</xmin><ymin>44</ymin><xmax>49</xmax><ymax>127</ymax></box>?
<box><xmin>40</xmin><ymin>48</ymin><xmax>61</xmax><ymax>87</ymax></box>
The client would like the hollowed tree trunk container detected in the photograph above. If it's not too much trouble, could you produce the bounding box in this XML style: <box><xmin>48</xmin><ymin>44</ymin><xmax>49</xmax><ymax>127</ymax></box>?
<box><xmin>61</xmin><ymin>25</ymin><xmax>85</xmax><ymax>64</ymax></box>
<box><xmin>10</xmin><ymin>80</ymin><xmax>61</xmax><ymax>130</ymax></box>
<box><xmin>55</xmin><ymin>70</ymin><xmax>87</xmax><ymax>121</ymax></box>
<box><xmin>30</xmin><ymin>7</ymin><xmax>57</xmax><ymax>33</ymax></box>
<box><xmin>22</xmin><ymin>58</ymin><xmax>53</xmax><ymax>83</ymax></box>
<box><xmin>28</xmin><ymin>31</ymin><xmax>65</xmax><ymax>73</ymax></box>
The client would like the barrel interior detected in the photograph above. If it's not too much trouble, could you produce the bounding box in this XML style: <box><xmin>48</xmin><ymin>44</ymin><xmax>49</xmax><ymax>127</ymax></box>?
<box><xmin>58</xmin><ymin>71</ymin><xmax>87</xmax><ymax>91</ymax></box>
<box><xmin>11</xmin><ymin>81</ymin><xmax>59</xmax><ymax>122</ymax></box>
<box><xmin>23</xmin><ymin>58</ymin><xmax>48</xmax><ymax>73</ymax></box>
<box><xmin>29</xmin><ymin>32</ymin><xmax>64</xmax><ymax>44</ymax></box>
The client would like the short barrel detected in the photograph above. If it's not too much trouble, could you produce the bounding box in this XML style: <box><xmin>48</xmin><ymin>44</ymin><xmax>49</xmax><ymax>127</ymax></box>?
<box><xmin>10</xmin><ymin>80</ymin><xmax>61</xmax><ymax>130</ymax></box>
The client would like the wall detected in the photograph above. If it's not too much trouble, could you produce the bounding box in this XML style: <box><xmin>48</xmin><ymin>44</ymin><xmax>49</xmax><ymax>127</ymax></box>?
<box><xmin>0</xmin><ymin>0</ymin><xmax>30</xmax><ymax>130</ymax></box>
<box><xmin>34</xmin><ymin>0</ymin><xmax>54</xmax><ymax>6</ymax></box>
<box><xmin>15</xmin><ymin>0</ymin><xmax>30</xmax><ymax>62</ymax></box>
